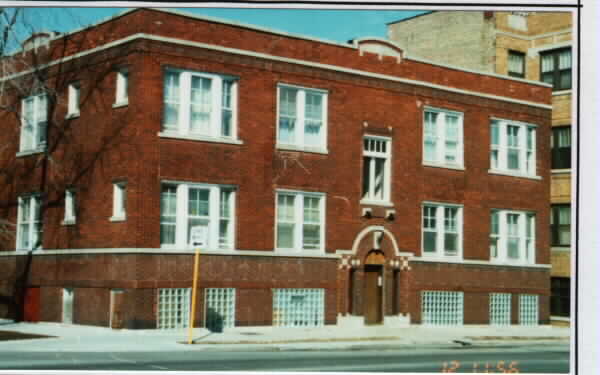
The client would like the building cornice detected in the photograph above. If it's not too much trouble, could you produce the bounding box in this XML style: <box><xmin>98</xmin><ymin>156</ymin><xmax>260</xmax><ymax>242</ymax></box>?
<box><xmin>494</xmin><ymin>28</ymin><xmax>572</xmax><ymax>42</ymax></box>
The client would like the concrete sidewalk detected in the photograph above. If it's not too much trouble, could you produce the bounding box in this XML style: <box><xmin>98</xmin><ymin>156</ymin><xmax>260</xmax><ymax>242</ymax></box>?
<box><xmin>0</xmin><ymin>320</ymin><xmax>571</xmax><ymax>352</ymax></box>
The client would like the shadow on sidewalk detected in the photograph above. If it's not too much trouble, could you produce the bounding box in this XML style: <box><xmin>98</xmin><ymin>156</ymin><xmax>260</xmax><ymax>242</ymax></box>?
<box><xmin>0</xmin><ymin>330</ymin><xmax>55</xmax><ymax>341</ymax></box>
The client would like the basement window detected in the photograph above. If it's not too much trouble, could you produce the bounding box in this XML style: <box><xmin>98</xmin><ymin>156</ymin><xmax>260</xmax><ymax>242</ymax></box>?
<box><xmin>273</xmin><ymin>289</ymin><xmax>324</xmax><ymax>327</ymax></box>
<box><xmin>157</xmin><ymin>288</ymin><xmax>190</xmax><ymax>329</ymax></box>
<box><xmin>205</xmin><ymin>288</ymin><xmax>236</xmax><ymax>332</ymax></box>
<box><xmin>421</xmin><ymin>291</ymin><xmax>463</xmax><ymax>326</ymax></box>
<box><xmin>519</xmin><ymin>294</ymin><xmax>539</xmax><ymax>326</ymax></box>
<box><xmin>489</xmin><ymin>293</ymin><xmax>511</xmax><ymax>326</ymax></box>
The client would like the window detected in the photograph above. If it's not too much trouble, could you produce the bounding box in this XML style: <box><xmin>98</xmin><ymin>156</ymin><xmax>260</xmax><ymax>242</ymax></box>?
<box><xmin>273</xmin><ymin>289</ymin><xmax>325</xmax><ymax>327</ymax></box>
<box><xmin>508</xmin><ymin>51</ymin><xmax>525</xmax><ymax>78</ymax></box>
<box><xmin>551</xmin><ymin>277</ymin><xmax>570</xmax><ymax>317</ymax></box>
<box><xmin>276</xmin><ymin>191</ymin><xmax>325</xmax><ymax>252</ymax></box>
<box><xmin>16</xmin><ymin>195</ymin><xmax>42</xmax><ymax>250</ymax></box>
<box><xmin>205</xmin><ymin>288</ymin><xmax>236</xmax><ymax>332</ymax></box>
<box><xmin>162</xmin><ymin>69</ymin><xmax>238</xmax><ymax>140</ymax></box>
<box><xmin>19</xmin><ymin>93</ymin><xmax>47</xmax><ymax>152</ymax></box>
<box><xmin>423</xmin><ymin>107</ymin><xmax>464</xmax><ymax>168</ymax></box>
<box><xmin>421</xmin><ymin>291</ymin><xmax>464</xmax><ymax>326</ymax></box>
<box><xmin>519</xmin><ymin>294</ymin><xmax>539</xmax><ymax>326</ymax></box>
<box><xmin>115</xmin><ymin>69</ymin><xmax>128</xmax><ymax>105</ymax></box>
<box><xmin>422</xmin><ymin>203</ymin><xmax>462</xmax><ymax>258</ymax></box>
<box><xmin>160</xmin><ymin>182</ymin><xmax>235</xmax><ymax>250</ymax></box>
<box><xmin>110</xmin><ymin>182</ymin><xmax>127</xmax><ymax>221</ymax></box>
<box><xmin>157</xmin><ymin>288</ymin><xmax>190</xmax><ymax>329</ymax></box>
<box><xmin>490</xmin><ymin>210</ymin><xmax>535</xmax><ymax>264</ymax></box>
<box><xmin>277</xmin><ymin>84</ymin><xmax>328</xmax><ymax>152</ymax></box>
<box><xmin>489</xmin><ymin>293</ymin><xmax>511</xmax><ymax>326</ymax></box>
<box><xmin>540</xmin><ymin>48</ymin><xmax>571</xmax><ymax>91</ymax></box>
<box><xmin>67</xmin><ymin>83</ymin><xmax>80</xmax><ymax>116</ymax></box>
<box><xmin>63</xmin><ymin>189</ymin><xmax>76</xmax><ymax>224</ymax></box>
<box><xmin>361</xmin><ymin>136</ymin><xmax>391</xmax><ymax>204</ymax></box>
<box><xmin>551</xmin><ymin>204</ymin><xmax>571</xmax><ymax>247</ymax></box>
<box><xmin>551</xmin><ymin>126</ymin><xmax>571</xmax><ymax>169</ymax></box>
<box><xmin>490</xmin><ymin>119</ymin><xmax>537</xmax><ymax>177</ymax></box>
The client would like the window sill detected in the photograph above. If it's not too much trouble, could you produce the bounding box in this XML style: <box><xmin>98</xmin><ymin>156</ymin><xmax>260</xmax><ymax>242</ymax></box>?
<box><xmin>551</xmin><ymin>169</ymin><xmax>571</xmax><ymax>174</ymax></box>
<box><xmin>158</xmin><ymin>131</ymin><xmax>244</xmax><ymax>145</ymax></box>
<box><xmin>276</xmin><ymin>144</ymin><xmax>328</xmax><ymax>155</ymax></box>
<box><xmin>488</xmin><ymin>169</ymin><xmax>542</xmax><ymax>180</ymax></box>
<box><xmin>109</xmin><ymin>216</ymin><xmax>126</xmax><ymax>222</ymax></box>
<box><xmin>16</xmin><ymin>148</ymin><xmax>46</xmax><ymax>157</ymax></box>
<box><xmin>276</xmin><ymin>249</ymin><xmax>326</xmax><ymax>255</ymax></box>
<box><xmin>490</xmin><ymin>260</ymin><xmax>535</xmax><ymax>267</ymax></box>
<box><xmin>551</xmin><ymin>246</ymin><xmax>571</xmax><ymax>252</ymax></box>
<box><xmin>112</xmin><ymin>100</ymin><xmax>129</xmax><ymax>109</ymax></box>
<box><xmin>423</xmin><ymin>162</ymin><xmax>465</xmax><ymax>171</ymax></box>
<box><xmin>360</xmin><ymin>199</ymin><xmax>394</xmax><ymax>208</ymax></box>
<box><xmin>160</xmin><ymin>245</ymin><xmax>235</xmax><ymax>252</ymax></box>
<box><xmin>61</xmin><ymin>219</ymin><xmax>76</xmax><ymax>226</ymax></box>
<box><xmin>552</xmin><ymin>90</ymin><xmax>571</xmax><ymax>96</ymax></box>
<box><xmin>65</xmin><ymin>112</ymin><xmax>80</xmax><ymax>119</ymax></box>
<box><xmin>420</xmin><ymin>254</ymin><xmax>462</xmax><ymax>262</ymax></box>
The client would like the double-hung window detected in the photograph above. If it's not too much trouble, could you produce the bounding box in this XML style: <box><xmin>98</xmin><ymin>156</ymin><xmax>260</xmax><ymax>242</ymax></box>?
<box><xmin>20</xmin><ymin>93</ymin><xmax>48</xmax><ymax>152</ymax></box>
<box><xmin>162</xmin><ymin>69</ymin><xmax>238</xmax><ymax>141</ymax></box>
<box><xmin>422</xmin><ymin>203</ymin><xmax>462</xmax><ymax>258</ymax></box>
<box><xmin>423</xmin><ymin>107</ymin><xmax>464</xmax><ymax>168</ymax></box>
<box><xmin>551</xmin><ymin>126</ymin><xmax>571</xmax><ymax>169</ymax></box>
<box><xmin>276</xmin><ymin>191</ymin><xmax>325</xmax><ymax>252</ymax></box>
<box><xmin>490</xmin><ymin>119</ymin><xmax>537</xmax><ymax>178</ymax></box>
<box><xmin>160</xmin><ymin>182</ymin><xmax>235</xmax><ymax>250</ymax></box>
<box><xmin>490</xmin><ymin>210</ymin><xmax>535</xmax><ymax>264</ymax></box>
<box><xmin>361</xmin><ymin>136</ymin><xmax>391</xmax><ymax>204</ymax></box>
<box><xmin>277</xmin><ymin>84</ymin><xmax>328</xmax><ymax>152</ymax></box>
<box><xmin>508</xmin><ymin>51</ymin><xmax>526</xmax><ymax>78</ymax></box>
<box><xmin>551</xmin><ymin>204</ymin><xmax>570</xmax><ymax>247</ymax></box>
<box><xmin>17</xmin><ymin>195</ymin><xmax>42</xmax><ymax>250</ymax></box>
<box><xmin>540</xmin><ymin>48</ymin><xmax>571</xmax><ymax>91</ymax></box>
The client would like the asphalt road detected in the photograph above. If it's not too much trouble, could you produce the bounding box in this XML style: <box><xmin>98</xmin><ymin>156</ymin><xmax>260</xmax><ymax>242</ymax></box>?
<box><xmin>0</xmin><ymin>344</ymin><xmax>569</xmax><ymax>373</ymax></box>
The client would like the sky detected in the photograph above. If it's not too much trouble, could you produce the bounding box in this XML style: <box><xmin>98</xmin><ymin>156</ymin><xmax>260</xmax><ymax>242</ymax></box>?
<box><xmin>12</xmin><ymin>6</ymin><xmax>429</xmax><ymax>46</ymax></box>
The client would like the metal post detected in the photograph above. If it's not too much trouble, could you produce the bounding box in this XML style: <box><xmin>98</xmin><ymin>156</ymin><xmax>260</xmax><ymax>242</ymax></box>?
<box><xmin>188</xmin><ymin>247</ymin><xmax>200</xmax><ymax>344</ymax></box>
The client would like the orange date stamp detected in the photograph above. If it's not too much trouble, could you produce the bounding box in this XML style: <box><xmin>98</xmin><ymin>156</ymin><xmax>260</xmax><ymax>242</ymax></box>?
<box><xmin>442</xmin><ymin>360</ymin><xmax>520</xmax><ymax>373</ymax></box>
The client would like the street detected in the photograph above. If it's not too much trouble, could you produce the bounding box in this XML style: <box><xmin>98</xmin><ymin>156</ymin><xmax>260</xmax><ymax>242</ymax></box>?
<box><xmin>0</xmin><ymin>344</ymin><xmax>569</xmax><ymax>372</ymax></box>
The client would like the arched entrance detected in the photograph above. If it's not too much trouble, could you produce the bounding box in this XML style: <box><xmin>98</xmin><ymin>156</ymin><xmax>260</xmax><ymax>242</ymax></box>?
<box><xmin>364</xmin><ymin>250</ymin><xmax>385</xmax><ymax>325</ymax></box>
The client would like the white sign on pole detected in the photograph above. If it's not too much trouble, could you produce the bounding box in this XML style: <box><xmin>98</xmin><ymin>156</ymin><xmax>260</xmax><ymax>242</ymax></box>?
<box><xmin>190</xmin><ymin>226</ymin><xmax>208</xmax><ymax>247</ymax></box>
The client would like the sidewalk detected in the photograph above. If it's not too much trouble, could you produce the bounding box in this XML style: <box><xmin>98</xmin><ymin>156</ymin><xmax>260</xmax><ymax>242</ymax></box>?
<box><xmin>0</xmin><ymin>320</ymin><xmax>571</xmax><ymax>352</ymax></box>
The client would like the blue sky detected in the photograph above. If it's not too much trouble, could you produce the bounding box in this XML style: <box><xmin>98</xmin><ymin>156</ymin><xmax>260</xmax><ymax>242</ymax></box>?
<box><xmin>15</xmin><ymin>7</ymin><xmax>428</xmax><ymax>45</ymax></box>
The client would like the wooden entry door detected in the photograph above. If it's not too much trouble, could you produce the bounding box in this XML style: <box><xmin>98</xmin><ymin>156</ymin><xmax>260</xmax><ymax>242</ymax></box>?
<box><xmin>23</xmin><ymin>287</ymin><xmax>40</xmax><ymax>322</ymax></box>
<box><xmin>364</xmin><ymin>265</ymin><xmax>383</xmax><ymax>325</ymax></box>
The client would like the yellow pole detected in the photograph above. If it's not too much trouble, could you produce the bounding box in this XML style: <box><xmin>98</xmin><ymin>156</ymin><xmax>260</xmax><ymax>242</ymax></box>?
<box><xmin>188</xmin><ymin>247</ymin><xmax>200</xmax><ymax>344</ymax></box>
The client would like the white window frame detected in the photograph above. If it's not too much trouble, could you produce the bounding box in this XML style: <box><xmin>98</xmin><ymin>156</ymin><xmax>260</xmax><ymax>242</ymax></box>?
<box><xmin>114</xmin><ymin>68</ymin><xmax>128</xmax><ymax>106</ymax></box>
<box><xmin>361</xmin><ymin>135</ymin><xmax>392</xmax><ymax>206</ymax></box>
<box><xmin>276</xmin><ymin>83</ymin><xmax>328</xmax><ymax>153</ymax></box>
<box><xmin>160</xmin><ymin>182</ymin><xmax>236</xmax><ymax>250</ymax></box>
<box><xmin>16</xmin><ymin>194</ymin><xmax>42</xmax><ymax>251</ymax></box>
<box><xmin>490</xmin><ymin>209</ymin><xmax>536</xmax><ymax>265</ymax></box>
<box><xmin>422</xmin><ymin>106</ymin><xmax>464</xmax><ymax>169</ymax></box>
<box><xmin>275</xmin><ymin>190</ymin><xmax>326</xmax><ymax>253</ymax></box>
<box><xmin>110</xmin><ymin>182</ymin><xmax>127</xmax><ymax>221</ymax></box>
<box><xmin>19</xmin><ymin>93</ymin><xmax>48</xmax><ymax>153</ymax></box>
<box><xmin>159</xmin><ymin>68</ymin><xmax>240</xmax><ymax>143</ymax></box>
<box><xmin>62</xmin><ymin>189</ymin><xmax>76</xmax><ymax>225</ymax></box>
<box><xmin>67</xmin><ymin>82</ymin><xmax>80</xmax><ymax>117</ymax></box>
<box><xmin>489</xmin><ymin>118</ymin><xmax>538</xmax><ymax>179</ymax></box>
<box><xmin>421</xmin><ymin>202</ymin><xmax>463</xmax><ymax>259</ymax></box>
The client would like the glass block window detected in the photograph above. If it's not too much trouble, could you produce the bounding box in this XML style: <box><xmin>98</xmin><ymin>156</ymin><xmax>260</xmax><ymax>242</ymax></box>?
<box><xmin>489</xmin><ymin>293</ymin><xmax>511</xmax><ymax>326</ymax></box>
<box><xmin>421</xmin><ymin>291</ymin><xmax>464</xmax><ymax>326</ymax></box>
<box><xmin>205</xmin><ymin>288</ymin><xmax>236</xmax><ymax>332</ymax></box>
<box><xmin>273</xmin><ymin>288</ymin><xmax>324</xmax><ymax>327</ymax></box>
<box><xmin>157</xmin><ymin>288</ymin><xmax>191</xmax><ymax>329</ymax></box>
<box><xmin>519</xmin><ymin>294</ymin><xmax>539</xmax><ymax>326</ymax></box>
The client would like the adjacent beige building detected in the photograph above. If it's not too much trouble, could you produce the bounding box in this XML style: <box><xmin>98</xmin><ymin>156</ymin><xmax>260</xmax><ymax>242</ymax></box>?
<box><xmin>388</xmin><ymin>11</ymin><xmax>572</xmax><ymax>325</ymax></box>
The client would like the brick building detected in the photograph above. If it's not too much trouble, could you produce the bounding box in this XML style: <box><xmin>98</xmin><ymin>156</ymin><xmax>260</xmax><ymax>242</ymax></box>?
<box><xmin>0</xmin><ymin>8</ymin><xmax>552</xmax><ymax>330</ymax></box>
<box><xmin>388</xmin><ymin>10</ymin><xmax>572</xmax><ymax>325</ymax></box>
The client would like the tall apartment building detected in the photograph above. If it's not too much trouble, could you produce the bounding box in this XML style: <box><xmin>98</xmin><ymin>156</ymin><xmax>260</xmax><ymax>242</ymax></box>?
<box><xmin>0</xmin><ymin>8</ymin><xmax>552</xmax><ymax>330</ymax></box>
<box><xmin>388</xmin><ymin>11</ymin><xmax>572</xmax><ymax>326</ymax></box>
